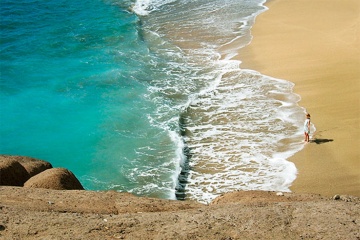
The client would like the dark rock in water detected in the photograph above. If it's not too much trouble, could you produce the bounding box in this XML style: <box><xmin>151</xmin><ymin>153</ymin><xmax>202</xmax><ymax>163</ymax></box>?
<box><xmin>0</xmin><ymin>158</ymin><xmax>30</xmax><ymax>186</ymax></box>
<box><xmin>0</xmin><ymin>155</ymin><xmax>52</xmax><ymax>177</ymax></box>
<box><xmin>24</xmin><ymin>168</ymin><xmax>84</xmax><ymax>190</ymax></box>
<box><xmin>175</xmin><ymin>191</ymin><xmax>187</xmax><ymax>201</ymax></box>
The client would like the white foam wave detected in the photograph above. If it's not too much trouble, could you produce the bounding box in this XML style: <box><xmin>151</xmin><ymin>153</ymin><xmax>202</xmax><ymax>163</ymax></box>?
<box><xmin>181</xmin><ymin>66</ymin><xmax>306</xmax><ymax>203</ymax></box>
<box><xmin>132</xmin><ymin>0</ymin><xmax>177</xmax><ymax>16</ymax></box>
<box><xmin>134</xmin><ymin>0</ymin><xmax>311</xmax><ymax>203</ymax></box>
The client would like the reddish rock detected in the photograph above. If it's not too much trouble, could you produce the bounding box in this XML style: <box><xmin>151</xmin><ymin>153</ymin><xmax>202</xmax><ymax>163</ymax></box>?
<box><xmin>24</xmin><ymin>168</ymin><xmax>84</xmax><ymax>190</ymax></box>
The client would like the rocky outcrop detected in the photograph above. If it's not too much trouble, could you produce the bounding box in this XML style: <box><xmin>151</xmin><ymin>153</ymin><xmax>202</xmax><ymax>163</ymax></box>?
<box><xmin>0</xmin><ymin>155</ymin><xmax>52</xmax><ymax>177</ymax></box>
<box><xmin>210</xmin><ymin>190</ymin><xmax>325</xmax><ymax>205</ymax></box>
<box><xmin>0</xmin><ymin>158</ymin><xmax>30</xmax><ymax>186</ymax></box>
<box><xmin>24</xmin><ymin>168</ymin><xmax>84</xmax><ymax>190</ymax></box>
<box><xmin>0</xmin><ymin>155</ymin><xmax>83</xmax><ymax>190</ymax></box>
<box><xmin>0</xmin><ymin>187</ymin><xmax>359</xmax><ymax>240</ymax></box>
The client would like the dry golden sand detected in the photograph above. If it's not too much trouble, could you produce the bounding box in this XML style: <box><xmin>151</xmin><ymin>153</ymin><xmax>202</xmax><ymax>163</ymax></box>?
<box><xmin>238</xmin><ymin>0</ymin><xmax>360</xmax><ymax>196</ymax></box>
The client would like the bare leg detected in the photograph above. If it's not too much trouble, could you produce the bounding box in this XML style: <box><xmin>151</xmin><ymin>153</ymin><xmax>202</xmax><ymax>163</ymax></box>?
<box><xmin>304</xmin><ymin>132</ymin><xmax>309</xmax><ymax>142</ymax></box>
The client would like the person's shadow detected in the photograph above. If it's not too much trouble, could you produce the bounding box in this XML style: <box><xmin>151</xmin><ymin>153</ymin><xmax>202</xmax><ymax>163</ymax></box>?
<box><xmin>311</xmin><ymin>138</ymin><xmax>334</xmax><ymax>144</ymax></box>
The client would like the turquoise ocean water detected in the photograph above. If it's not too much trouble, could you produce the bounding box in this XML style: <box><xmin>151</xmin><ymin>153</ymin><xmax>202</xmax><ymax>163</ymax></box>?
<box><xmin>0</xmin><ymin>0</ymin><xmax>307</xmax><ymax>202</ymax></box>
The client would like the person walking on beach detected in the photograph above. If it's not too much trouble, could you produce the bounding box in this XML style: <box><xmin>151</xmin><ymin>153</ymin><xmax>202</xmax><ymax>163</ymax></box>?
<box><xmin>304</xmin><ymin>113</ymin><xmax>311</xmax><ymax>142</ymax></box>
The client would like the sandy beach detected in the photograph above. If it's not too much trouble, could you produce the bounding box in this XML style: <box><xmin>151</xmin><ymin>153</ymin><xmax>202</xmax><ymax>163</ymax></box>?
<box><xmin>239</xmin><ymin>0</ymin><xmax>360</xmax><ymax>196</ymax></box>
<box><xmin>1</xmin><ymin>2</ymin><xmax>360</xmax><ymax>238</ymax></box>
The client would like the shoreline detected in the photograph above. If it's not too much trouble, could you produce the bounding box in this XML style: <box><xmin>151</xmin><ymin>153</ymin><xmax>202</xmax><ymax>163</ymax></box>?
<box><xmin>238</xmin><ymin>0</ymin><xmax>360</xmax><ymax>196</ymax></box>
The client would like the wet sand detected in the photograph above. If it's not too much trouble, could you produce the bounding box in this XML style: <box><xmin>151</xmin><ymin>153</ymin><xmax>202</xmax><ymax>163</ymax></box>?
<box><xmin>239</xmin><ymin>0</ymin><xmax>360</xmax><ymax>196</ymax></box>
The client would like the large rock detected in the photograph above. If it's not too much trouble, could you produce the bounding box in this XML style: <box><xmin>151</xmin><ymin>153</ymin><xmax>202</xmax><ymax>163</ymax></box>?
<box><xmin>24</xmin><ymin>168</ymin><xmax>84</xmax><ymax>190</ymax></box>
<box><xmin>0</xmin><ymin>155</ymin><xmax>52</xmax><ymax>177</ymax></box>
<box><xmin>0</xmin><ymin>158</ymin><xmax>30</xmax><ymax>186</ymax></box>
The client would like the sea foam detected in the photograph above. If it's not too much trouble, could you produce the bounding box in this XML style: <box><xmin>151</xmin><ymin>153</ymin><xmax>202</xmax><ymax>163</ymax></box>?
<box><xmin>132</xmin><ymin>0</ymin><xmax>177</xmax><ymax>15</ymax></box>
<box><xmin>136</xmin><ymin>0</ymin><xmax>308</xmax><ymax>203</ymax></box>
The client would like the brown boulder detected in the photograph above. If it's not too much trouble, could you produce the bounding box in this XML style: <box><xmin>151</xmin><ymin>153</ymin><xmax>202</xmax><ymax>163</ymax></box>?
<box><xmin>24</xmin><ymin>168</ymin><xmax>84</xmax><ymax>190</ymax></box>
<box><xmin>0</xmin><ymin>155</ymin><xmax>52</xmax><ymax>177</ymax></box>
<box><xmin>0</xmin><ymin>158</ymin><xmax>30</xmax><ymax>186</ymax></box>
